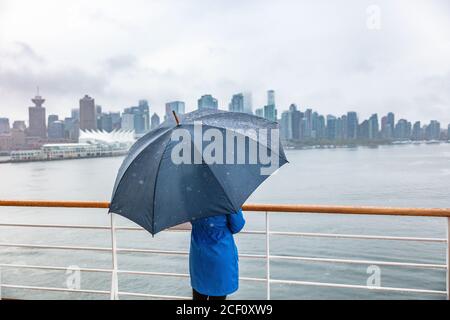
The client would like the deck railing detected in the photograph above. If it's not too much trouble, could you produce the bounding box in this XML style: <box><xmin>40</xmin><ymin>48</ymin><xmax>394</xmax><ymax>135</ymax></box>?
<box><xmin>0</xmin><ymin>200</ymin><xmax>449</xmax><ymax>300</ymax></box>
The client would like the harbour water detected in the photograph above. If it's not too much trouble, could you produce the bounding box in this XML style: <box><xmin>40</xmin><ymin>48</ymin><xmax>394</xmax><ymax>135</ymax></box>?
<box><xmin>0</xmin><ymin>143</ymin><xmax>449</xmax><ymax>299</ymax></box>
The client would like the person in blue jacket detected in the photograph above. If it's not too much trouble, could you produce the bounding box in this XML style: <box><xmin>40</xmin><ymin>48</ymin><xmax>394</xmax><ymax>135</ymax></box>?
<box><xmin>189</xmin><ymin>209</ymin><xmax>246</xmax><ymax>300</ymax></box>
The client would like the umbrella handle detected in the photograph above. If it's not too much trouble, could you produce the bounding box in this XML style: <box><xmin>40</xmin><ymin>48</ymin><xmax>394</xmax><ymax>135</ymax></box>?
<box><xmin>172</xmin><ymin>110</ymin><xmax>180</xmax><ymax>126</ymax></box>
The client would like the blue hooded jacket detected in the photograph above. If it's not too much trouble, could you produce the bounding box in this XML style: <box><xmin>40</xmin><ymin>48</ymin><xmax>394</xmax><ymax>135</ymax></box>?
<box><xmin>189</xmin><ymin>209</ymin><xmax>245</xmax><ymax>296</ymax></box>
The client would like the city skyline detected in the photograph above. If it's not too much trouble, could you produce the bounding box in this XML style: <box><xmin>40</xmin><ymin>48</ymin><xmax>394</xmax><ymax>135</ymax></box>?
<box><xmin>1</xmin><ymin>1</ymin><xmax>450</xmax><ymax>124</ymax></box>
<box><xmin>0</xmin><ymin>89</ymin><xmax>449</xmax><ymax>154</ymax></box>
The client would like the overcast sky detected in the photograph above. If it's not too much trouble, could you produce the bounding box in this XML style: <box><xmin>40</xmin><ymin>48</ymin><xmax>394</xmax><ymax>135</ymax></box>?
<box><xmin>0</xmin><ymin>0</ymin><xmax>449</xmax><ymax>125</ymax></box>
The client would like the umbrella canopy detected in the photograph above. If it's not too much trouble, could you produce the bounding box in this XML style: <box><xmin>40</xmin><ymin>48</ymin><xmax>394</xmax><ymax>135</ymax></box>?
<box><xmin>109</xmin><ymin>109</ymin><xmax>288</xmax><ymax>235</ymax></box>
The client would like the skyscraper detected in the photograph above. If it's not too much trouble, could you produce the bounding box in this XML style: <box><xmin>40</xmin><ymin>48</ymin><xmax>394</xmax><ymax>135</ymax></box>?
<box><xmin>412</xmin><ymin>121</ymin><xmax>422</xmax><ymax>140</ymax></box>
<box><xmin>326</xmin><ymin>115</ymin><xmax>337</xmax><ymax>140</ymax></box>
<box><xmin>198</xmin><ymin>94</ymin><xmax>218</xmax><ymax>110</ymax></box>
<box><xmin>122</xmin><ymin>101</ymin><xmax>150</xmax><ymax>134</ymax></box>
<box><xmin>368</xmin><ymin>114</ymin><xmax>379</xmax><ymax>140</ymax></box>
<box><xmin>243</xmin><ymin>92</ymin><xmax>253</xmax><ymax>114</ymax></box>
<box><xmin>0</xmin><ymin>118</ymin><xmax>10</xmax><ymax>134</ymax></box>
<box><xmin>79</xmin><ymin>95</ymin><xmax>97</xmax><ymax>130</ymax></box>
<box><xmin>28</xmin><ymin>90</ymin><xmax>47</xmax><ymax>138</ymax></box>
<box><xmin>151</xmin><ymin>113</ymin><xmax>160</xmax><ymax>129</ymax></box>
<box><xmin>263</xmin><ymin>104</ymin><xmax>277</xmax><ymax>122</ymax></box>
<box><xmin>255</xmin><ymin>108</ymin><xmax>264</xmax><ymax>118</ymax></box>
<box><xmin>165</xmin><ymin>101</ymin><xmax>186</xmax><ymax>121</ymax></box>
<box><xmin>346</xmin><ymin>111</ymin><xmax>358</xmax><ymax>140</ymax></box>
<box><xmin>267</xmin><ymin>90</ymin><xmax>275</xmax><ymax>106</ymax></box>
<box><xmin>425</xmin><ymin>120</ymin><xmax>440</xmax><ymax>140</ymax></box>
<box><xmin>229</xmin><ymin>93</ymin><xmax>244</xmax><ymax>113</ymax></box>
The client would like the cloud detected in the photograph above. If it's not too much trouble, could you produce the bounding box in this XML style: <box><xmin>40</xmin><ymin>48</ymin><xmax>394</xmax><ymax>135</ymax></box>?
<box><xmin>0</xmin><ymin>0</ymin><xmax>449</xmax><ymax>126</ymax></box>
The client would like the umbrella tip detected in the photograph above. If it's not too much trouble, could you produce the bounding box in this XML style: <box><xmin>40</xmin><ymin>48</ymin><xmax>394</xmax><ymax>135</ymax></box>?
<box><xmin>172</xmin><ymin>110</ymin><xmax>180</xmax><ymax>126</ymax></box>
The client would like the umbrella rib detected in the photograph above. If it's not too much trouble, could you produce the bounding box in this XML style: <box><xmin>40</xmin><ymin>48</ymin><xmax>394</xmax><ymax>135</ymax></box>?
<box><xmin>151</xmin><ymin>135</ymin><xmax>172</xmax><ymax>234</ymax></box>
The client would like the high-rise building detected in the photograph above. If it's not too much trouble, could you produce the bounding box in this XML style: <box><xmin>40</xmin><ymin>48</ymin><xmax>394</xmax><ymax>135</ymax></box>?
<box><xmin>151</xmin><ymin>113</ymin><xmax>160</xmax><ymax>130</ymax></box>
<box><xmin>198</xmin><ymin>95</ymin><xmax>218</xmax><ymax>110</ymax></box>
<box><xmin>48</xmin><ymin>114</ymin><xmax>59</xmax><ymax>126</ymax></box>
<box><xmin>447</xmin><ymin>124</ymin><xmax>450</xmax><ymax>141</ymax></box>
<box><xmin>79</xmin><ymin>95</ymin><xmax>97</xmax><ymax>130</ymax></box>
<box><xmin>243</xmin><ymin>92</ymin><xmax>253</xmax><ymax>114</ymax></box>
<box><xmin>229</xmin><ymin>93</ymin><xmax>244</xmax><ymax>113</ymax></box>
<box><xmin>394</xmin><ymin>119</ymin><xmax>411</xmax><ymax>140</ymax></box>
<box><xmin>165</xmin><ymin>101</ymin><xmax>186</xmax><ymax>121</ymax></box>
<box><xmin>255</xmin><ymin>108</ymin><xmax>264</xmax><ymax>118</ymax></box>
<box><xmin>303</xmin><ymin>109</ymin><xmax>312</xmax><ymax>138</ymax></box>
<box><xmin>71</xmin><ymin>108</ymin><xmax>80</xmax><ymax>121</ymax></box>
<box><xmin>326</xmin><ymin>115</ymin><xmax>337</xmax><ymax>140</ymax></box>
<box><xmin>0</xmin><ymin>118</ymin><xmax>10</xmax><ymax>134</ymax></box>
<box><xmin>358</xmin><ymin>120</ymin><xmax>370</xmax><ymax>139</ymax></box>
<box><xmin>267</xmin><ymin>90</ymin><xmax>275</xmax><ymax>106</ymax></box>
<box><xmin>28</xmin><ymin>91</ymin><xmax>47</xmax><ymax>139</ymax></box>
<box><xmin>346</xmin><ymin>111</ymin><xmax>358</xmax><ymax>140</ymax></box>
<box><xmin>368</xmin><ymin>114</ymin><xmax>379</xmax><ymax>140</ymax></box>
<box><xmin>263</xmin><ymin>104</ymin><xmax>277</xmax><ymax>122</ymax></box>
<box><xmin>64</xmin><ymin>117</ymin><xmax>79</xmax><ymax>141</ymax></box>
<box><xmin>412</xmin><ymin>121</ymin><xmax>422</xmax><ymax>140</ymax></box>
<box><xmin>425</xmin><ymin>120</ymin><xmax>440</xmax><ymax>140</ymax></box>
<box><xmin>381</xmin><ymin>112</ymin><xmax>395</xmax><ymax>139</ymax></box>
<box><xmin>12</xmin><ymin>121</ymin><xmax>26</xmax><ymax>131</ymax></box>
<box><xmin>289</xmin><ymin>104</ymin><xmax>302</xmax><ymax>140</ymax></box>
<box><xmin>98</xmin><ymin>113</ymin><xmax>114</xmax><ymax>132</ymax></box>
<box><xmin>280</xmin><ymin>111</ymin><xmax>290</xmax><ymax>139</ymax></box>
<box><xmin>48</xmin><ymin>120</ymin><xmax>65</xmax><ymax>139</ymax></box>
<box><xmin>122</xmin><ymin>101</ymin><xmax>150</xmax><ymax>134</ymax></box>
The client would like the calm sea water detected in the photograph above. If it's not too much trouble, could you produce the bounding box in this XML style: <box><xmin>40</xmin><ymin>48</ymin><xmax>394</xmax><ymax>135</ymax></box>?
<box><xmin>0</xmin><ymin>143</ymin><xmax>449</xmax><ymax>300</ymax></box>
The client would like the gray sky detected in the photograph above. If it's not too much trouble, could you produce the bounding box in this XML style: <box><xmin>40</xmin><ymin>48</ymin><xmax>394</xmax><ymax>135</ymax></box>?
<box><xmin>0</xmin><ymin>0</ymin><xmax>449</xmax><ymax>125</ymax></box>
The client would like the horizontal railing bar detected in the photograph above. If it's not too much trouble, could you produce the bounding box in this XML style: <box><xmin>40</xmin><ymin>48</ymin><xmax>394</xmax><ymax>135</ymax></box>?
<box><xmin>1</xmin><ymin>200</ymin><xmax>450</xmax><ymax>217</ymax></box>
<box><xmin>1</xmin><ymin>284</ymin><xmax>110</xmax><ymax>295</ymax></box>
<box><xmin>0</xmin><ymin>244</ymin><xmax>444</xmax><ymax>269</ymax></box>
<box><xmin>0</xmin><ymin>263</ymin><xmax>111</xmax><ymax>273</ymax></box>
<box><xmin>0</xmin><ymin>223</ymin><xmax>445</xmax><ymax>243</ymax></box>
<box><xmin>269</xmin><ymin>255</ymin><xmax>447</xmax><ymax>269</ymax></box>
<box><xmin>2</xmin><ymin>280</ymin><xmax>445</xmax><ymax>297</ymax></box>
<box><xmin>118</xmin><ymin>291</ymin><xmax>190</xmax><ymax>300</ymax></box>
<box><xmin>269</xmin><ymin>279</ymin><xmax>447</xmax><ymax>295</ymax></box>
<box><xmin>269</xmin><ymin>231</ymin><xmax>447</xmax><ymax>243</ymax></box>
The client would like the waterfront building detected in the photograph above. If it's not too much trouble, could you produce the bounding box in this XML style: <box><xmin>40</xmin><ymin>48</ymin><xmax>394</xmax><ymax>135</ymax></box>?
<box><xmin>289</xmin><ymin>104</ymin><xmax>302</xmax><ymax>140</ymax></box>
<box><xmin>165</xmin><ymin>101</ymin><xmax>186</xmax><ymax>121</ymax></box>
<box><xmin>79</xmin><ymin>95</ymin><xmax>97</xmax><ymax>130</ymax></box>
<box><xmin>0</xmin><ymin>118</ymin><xmax>10</xmax><ymax>134</ymax></box>
<box><xmin>448</xmin><ymin>124</ymin><xmax>450</xmax><ymax>141</ymax></box>
<box><xmin>198</xmin><ymin>95</ymin><xmax>218</xmax><ymax>110</ymax></box>
<box><xmin>358</xmin><ymin>120</ymin><xmax>370</xmax><ymax>140</ymax></box>
<box><xmin>425</xmin><ymin>120</ymin><xmax>440</xmax><ymax>140</ymax></box>
<box><xmin>229</xmin><ymin>93</ymin><xmax>244</xmax><ymax>113</ymax></box>
<box><xmin>28</xmin><ymin>91</ymin><xmax>47</xmax><ymax>139</ymax></box>
<box><xmin>99</xmin><ymin>113</ymin><xmax>113</xmax><ymax>132</ymax></box>
<box><xmin>368</xmin><ymin>114</ymin><xmax>379</xmax><ymax>140</ymax></box>
<box><xmin>151</xmin><ymin>113</ymin><xmax>160</xmax><ymax>130</ymax></box>
<box><xmin>280</xmin><ymin>111</ymin><xmax>290</xmax><ymax>139</ymax></box>
<box><xmin>346</xmin><ymin>111</ymin><xmax>358</xmax><ymax>140</ymax></box>
<box><xmin>394</xmin><ymin>119</ymin><xmax>411</xmax><ymax>140</ymax></box>
<box><xmin>326</xmin><ymin>115</ymin><xmax>337</xmax><ymax>140</ymax></box>
<box><xmin>412</xmin><ymin>121</ymin><xmax>422</xmax><ymax>140</ymax></box>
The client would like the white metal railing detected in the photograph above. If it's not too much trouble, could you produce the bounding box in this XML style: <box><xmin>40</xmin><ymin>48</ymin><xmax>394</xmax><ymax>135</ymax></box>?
<box><xmin>0</xmin><ymin>203</ymin><xmax>449</xmax><ymax>300</ymax></box>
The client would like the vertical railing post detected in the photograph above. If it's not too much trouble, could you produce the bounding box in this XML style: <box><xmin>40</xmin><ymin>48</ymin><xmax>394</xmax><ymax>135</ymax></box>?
<box><xmin>447</xmin><ymin>217</ymin><xmax>449</xmax><ymax>300</ymax></box>
<box><xmin>265</xmin><ymin>211</ymin><xmax>271</xmax><ymax>300</ymax></box>
<box><xmin>110</xmin><ymin>213</ymin><xmax>119</xmax><ymax>300</ymax></box>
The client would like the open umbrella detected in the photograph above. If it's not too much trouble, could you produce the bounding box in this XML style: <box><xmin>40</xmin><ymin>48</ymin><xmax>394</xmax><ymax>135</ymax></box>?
<box><xmin>109</xmin><ymin>109</ymin><xmax>288</xmax><ymax>235</ymax></box>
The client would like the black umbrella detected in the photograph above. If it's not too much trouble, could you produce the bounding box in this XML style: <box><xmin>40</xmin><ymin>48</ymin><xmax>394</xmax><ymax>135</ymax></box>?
<box><xmin>109</xmin><ymin>109</ymin><xmax>288</xmax><ymax>235</ymax></box>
